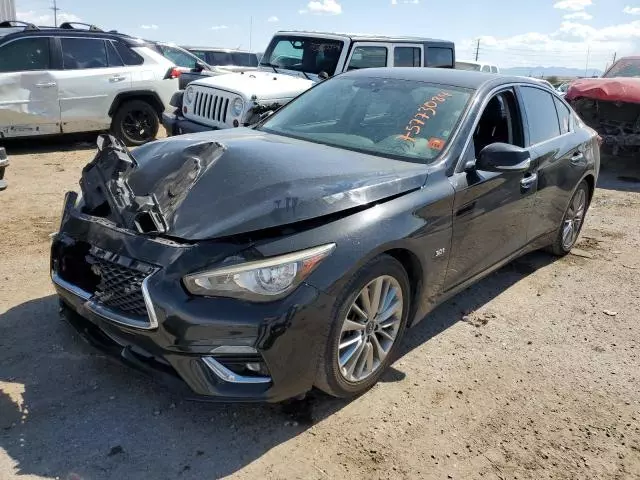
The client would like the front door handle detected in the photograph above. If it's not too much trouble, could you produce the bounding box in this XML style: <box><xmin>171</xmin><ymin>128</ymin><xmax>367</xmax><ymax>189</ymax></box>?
<box><xmin>109</xmin><ymin>75</ymin><xmax>127</xmax><ymax>83</ymax></box>
<box><xmin>520</xmin><ymin>173</ymin><xmax>538</xmax><ymax>190</ymax></box>
<box><xmin>35</xmin><ymin>82</ymin><xmax>57</xmax><ymax>88</ymax></box>
<box><xmin>571</xmin><ymin>152</ymin><xmax>585</xmax><ymax>165</ymax></box>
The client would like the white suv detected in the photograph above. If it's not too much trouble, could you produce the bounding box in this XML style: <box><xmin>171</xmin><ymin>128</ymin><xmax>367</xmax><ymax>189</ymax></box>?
<box><xmin>163</xmin><ymin>31</ymin><xmax>455</xmax><ymax>135</ymax></box>
<box><xmin>0</xmin><ymin>21</ymin><xmax>179</xmax><ymax>145</ymax></box>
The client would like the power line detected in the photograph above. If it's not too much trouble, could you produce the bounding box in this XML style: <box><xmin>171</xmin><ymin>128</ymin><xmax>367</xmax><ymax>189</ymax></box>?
<box><xmin>51</xmin><ymin>0</ymin><xmax>60</xmax><ymax>27</ymax></box>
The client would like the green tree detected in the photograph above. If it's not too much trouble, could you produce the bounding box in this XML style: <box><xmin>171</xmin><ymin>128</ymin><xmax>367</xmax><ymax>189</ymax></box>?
<box><xmin>547</xmin><ymin>75</ymin><xmax>560</xmax><ymax>86</ymax></box>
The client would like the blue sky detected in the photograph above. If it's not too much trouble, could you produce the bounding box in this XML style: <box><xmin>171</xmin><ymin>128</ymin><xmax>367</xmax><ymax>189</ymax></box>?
<box><xmin>15</xmin><ymin>0</ymin><xmax>640</xmax><ymax>70</ymax></box>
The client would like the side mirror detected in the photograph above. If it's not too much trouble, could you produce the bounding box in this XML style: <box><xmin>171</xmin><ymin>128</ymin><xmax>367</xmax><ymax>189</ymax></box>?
<box><xmin>475</xmin><ymin>143</ymin><xmax>531</xmax><ymax>173</ymax></box>
<box><xmin>194</xmin><ymin>61</ymin><xmax>206</xmax><ymax>72</ymax></box>
<box><xmin>318</xmin><ymin>71</ymin><xmax>330</xmax><ymax>81</ymax></box>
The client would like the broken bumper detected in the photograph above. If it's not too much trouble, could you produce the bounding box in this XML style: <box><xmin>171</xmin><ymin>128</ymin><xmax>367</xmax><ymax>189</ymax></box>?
<box><xmin>50</xmin><ymin>195</ymin><xmax>334</xmax><ymax>403</ymax></box>
<box><xmin>0</xmin><ymin>147</ymin><xmax>8</xmax><ymax>191</ymax></box>
<box><xmin>161</xmin><ymin>112</ymin><xmax>216</xmax><ymax>137</ymax></box>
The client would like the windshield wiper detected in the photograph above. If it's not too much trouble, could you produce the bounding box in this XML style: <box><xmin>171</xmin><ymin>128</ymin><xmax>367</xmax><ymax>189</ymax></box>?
<box><xmin>261</xmin><ymin>62</ymin><xmax>279</xmax><ymax>73</ymax></box>
<box><xmin>300</xmin><ymin>71</ymin><xmax>312</xmax><ymax>80</ymax></box>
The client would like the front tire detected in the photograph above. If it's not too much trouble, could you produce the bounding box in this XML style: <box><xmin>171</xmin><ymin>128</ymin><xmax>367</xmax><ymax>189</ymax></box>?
<box><xmin>315</xmin><ymin>255</ymin><xmax>411</xmax><ymax>398</ymax></box>
<box><xmin>549</xmin><ymin>180</ymin><xmax>590</xmax><ymax>256</ymax></box>
<box><xmin>111</xmin><ymin>100</ymin><xmax>160</xmax><ymax>146</ymax></box>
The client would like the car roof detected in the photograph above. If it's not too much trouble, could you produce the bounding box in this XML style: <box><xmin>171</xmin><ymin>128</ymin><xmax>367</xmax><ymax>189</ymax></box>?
<box><xmin>183</xmin><ymin>46</ymin><xmax>254</xmax><ymax>53</ymax></box>
<box><xmin>340</xmin><ymin>67</ymin><xmax>545</xmax><ymax>90</ymax></box>
<box><xmin>0</xmin><ymin>23</ymin><xmax>148</xmax><ymax>47</ymax></box>
<box><xmin>274</xmin><ymin>30</ymin><xmax>454</xmax><ymax>46</ymax></box>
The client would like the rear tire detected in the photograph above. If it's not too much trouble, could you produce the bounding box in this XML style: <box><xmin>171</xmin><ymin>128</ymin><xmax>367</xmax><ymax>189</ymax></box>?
<box><xmin>315</xmin><ymin>255</ymin><xmax>410</xmax><ymax>398</ymax></box>
<box><xmin>548</xmin><ymin>180</ymin><xmax>590</xmax><ymax>256</ymax></box>
<box><xmin>111</xmin><ymin>100</ymin><xmax>159</xmax><ymax>147</ymax></box>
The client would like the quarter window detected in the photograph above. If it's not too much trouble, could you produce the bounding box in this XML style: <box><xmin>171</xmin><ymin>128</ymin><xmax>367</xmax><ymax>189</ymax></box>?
<box><xmin>347</xmin><ymin>46</ymin><xmax>388</xmax><ymax>70</ymax></box>
<box><xmin>394</xmin><ymin>47</ymin><xmax>421</xmax><ymax>67</ymax></box>
<box><xmin>0</xmin><ymin>37</ymin><xmax>50</xmax><ymax>72</ymax></box>
<box><xmin>160</xmin><ymin>45</ymin><xmax>197</xmax><ymax>69</ymax></box>
<box><xmin>481</xmin><ymin>65</ymin><xmax>491</xmax><ymax>72</ymax></box>
<box><xmin>519</xmin><ymin>86</ymin><xmax>561</xmax><ymax>145</ymax></box>
<box><xmin>426</xmin><ymin>47</ymin><xmax>453</xmax><ymax>67</ymax></box>
<box><xmin>61</xmin><ymin>38</ymin><xmax>108</xmax><ymax>69</ymax></box>
<box><xmin>553</xmin><ymin>97</ymin><xmax>571</xmax><ymax>134</ymax></box>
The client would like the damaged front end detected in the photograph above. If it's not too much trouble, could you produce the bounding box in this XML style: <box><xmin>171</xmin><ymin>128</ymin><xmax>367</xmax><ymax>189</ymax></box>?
<box><xmin>570</xmin><ymin>97</ymin><xmax>640</xmax><ymax>156</ymax></box>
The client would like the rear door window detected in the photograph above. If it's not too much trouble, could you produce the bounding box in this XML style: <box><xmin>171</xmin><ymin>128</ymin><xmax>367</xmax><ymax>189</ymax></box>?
<box><xmin>106</xmin><ymin>41</ymin><xmax>124</xmax><ymax>67</ymax></box>
<box><xmin>0</xmin><ymin>37</ymin><xmax>51</xmax><ymax>72</ymax></box>
<box><xmin>347</xmin><ymin>46</ymin><xmax>388</xmax><ymax>70</ymax></box>
<box><xmin>394</xmin><ymin>47</ymin><xmax>421</xmax><ymax>67</ymax></box>
<box><xmin>553</xmin><ymin>96</ymin><xmax>571</xmax><ymax>134</ymax></box>
<box><xmin>426</xmin><ymin>47</ymin><xmax>453</xmax><ymax>67</ymax></box>
<box><xmin>113</xmin><ymin>41</ymin><xmax>144</xmax><ymax>66</ymax></box>
<box><xmin>519</xmin><ymin>86</ymin><xmax>561</xmax><ymax>145</ymax></box>
<box><xmin>61</xmin><ymin>38</ymin><xmax>108</xmax><ymax>69</ymax></box>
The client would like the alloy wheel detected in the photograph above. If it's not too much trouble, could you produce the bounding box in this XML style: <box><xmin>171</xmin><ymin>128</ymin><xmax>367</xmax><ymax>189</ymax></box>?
<box><xmin>337</xmin><ymin>275</ymin><xmax>403</xmax><ymax>383</ymax></box>
<box><xmin>122</xmin><ymin>110</ymin><xmax>154</xmax><ymax>143</ymax></box>
<box><xmin>562</xmin><ymin>187</ymin><xmax>587</xmax><ymax>250</ymax></box>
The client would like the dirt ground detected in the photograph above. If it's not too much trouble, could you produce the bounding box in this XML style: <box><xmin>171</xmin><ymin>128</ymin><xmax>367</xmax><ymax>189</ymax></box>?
<box><xmin>0</xmin><ymin>132</ymin><xmax>639</xmax><ymax>480</ymax></box>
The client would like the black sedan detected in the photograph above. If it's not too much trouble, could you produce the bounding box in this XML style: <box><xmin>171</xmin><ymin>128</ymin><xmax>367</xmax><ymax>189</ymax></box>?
<box><xmin>51</xmin><ymin>68</ymin><xmax>599</xmax><ymax>402</ymax></box>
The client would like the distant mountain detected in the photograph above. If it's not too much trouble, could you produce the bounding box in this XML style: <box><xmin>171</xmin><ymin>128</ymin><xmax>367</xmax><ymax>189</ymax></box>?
<box><xmin>501</xmin><ymin>66</ymin><xmax>603</xmax><ymax>78</ymax></box>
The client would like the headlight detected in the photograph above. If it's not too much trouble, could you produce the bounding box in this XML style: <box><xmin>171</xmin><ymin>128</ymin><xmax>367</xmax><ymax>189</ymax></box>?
<box><xmin>185</xmin><ymin>86</ymin><xmax>195</xmax><ymax>104</ymax></box>
<box><xmin>232</xmin><ymin>97</ymin><xmax>244</xmax><ymax>116</ymax></box>
<box><xmin>183</xmin><ymin>243</ymin><xmax>336</xmax><ymax>301</ymax></box>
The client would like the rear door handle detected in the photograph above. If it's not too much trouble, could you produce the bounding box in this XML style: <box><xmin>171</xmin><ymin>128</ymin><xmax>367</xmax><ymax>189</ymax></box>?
<box><xmin>520</xmin><ymin>173</ymin><xmax>538</xmax><ymax>190</ymax></box>
<box><xmin>35</xmin><ymin>82</ymin><xmax>57</xmax><ymax>88</ymax></box>
<box><xmin>109</xmin><ymin>75</ymin><xmax>127</xmax><ymax>83</ymax></box>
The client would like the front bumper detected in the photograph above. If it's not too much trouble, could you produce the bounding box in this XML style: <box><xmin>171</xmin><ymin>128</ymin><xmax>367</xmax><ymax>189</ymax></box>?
<box><xmin>162</xmin><ymin>112</ymin><xmax>217</xmax><ymax>137</ymax></box>
<box><xmin>51</xmin><ymin>196</ymin><xmax>334</xmax><ymax>402</ymax></box>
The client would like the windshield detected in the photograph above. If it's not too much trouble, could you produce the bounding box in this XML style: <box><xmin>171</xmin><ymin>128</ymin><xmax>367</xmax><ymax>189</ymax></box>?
<box><xmin>260</xmin><ymin>76</ymin><xmax>473</xmax><ymax>164</ymax></box>
<box><xmin>259</xmin><ymin>35</ymin><xmax>344</xmax><ymax>76</ymax></box>
<box><xmin>604</xmin><ymin>58</ymin><xmax>640</xmax><ymax>78</ymax></box>
<box><xmin>456</xmin><ymin>62</ymin><xmax>481</xmax><ymax>71</ymax></box>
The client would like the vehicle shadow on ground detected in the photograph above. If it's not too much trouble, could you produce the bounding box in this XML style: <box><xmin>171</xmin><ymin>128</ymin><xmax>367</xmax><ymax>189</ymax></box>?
<box><xmin>597</xmin><ymin>154</ymin><xmax>640</xmax><ymax>193</ymax></box>
<box><xmin>0</xmin><ymin>252</ymin><xmax>553</xmax><ymax>479</ymax></box>
<box><xmin>0</xmin><ymin>133</ymin><xmax>102</xmax><ymax>156</ymax></box>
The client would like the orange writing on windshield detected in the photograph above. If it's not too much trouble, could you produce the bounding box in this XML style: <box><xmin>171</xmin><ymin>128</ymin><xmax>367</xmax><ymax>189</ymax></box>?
<box><xmin>397</xmin><ymin>91</ymin><xmax>453</xmax><ymax>143</ymax></box>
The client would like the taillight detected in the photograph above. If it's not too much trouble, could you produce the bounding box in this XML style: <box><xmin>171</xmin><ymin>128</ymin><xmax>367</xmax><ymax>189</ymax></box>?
<box><xmin>164</xmin><ymin>67</ymin><xmax>182</xmax><ymax>79</ymax></box>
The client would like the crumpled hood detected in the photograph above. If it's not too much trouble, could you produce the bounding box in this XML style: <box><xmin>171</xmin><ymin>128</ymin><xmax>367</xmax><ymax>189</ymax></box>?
<box><xmin>566</xmin><ymin>77</ymin><xmax>640</xmax><ymax>104</ymax></box>
<box><xmin>191</xmin><ymin>70</ymin><xmax>314</xmax><ymax>101</ymax></box>
<box><xmin>86</xmin><ymin>129</ymin><xmax>427</xmax><ymax>241</ymax></box>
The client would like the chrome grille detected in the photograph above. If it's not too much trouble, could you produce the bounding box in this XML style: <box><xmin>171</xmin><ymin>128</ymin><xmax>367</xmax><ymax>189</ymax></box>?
<box><xmin>193</xmin><ymin>90</ymin><xmax>230</xmax><ymax>124</ymax></box>
<box><xmin>89</xmin><ymin>248</ymin><xmax>155</xmax><ymax>319</ymax></box>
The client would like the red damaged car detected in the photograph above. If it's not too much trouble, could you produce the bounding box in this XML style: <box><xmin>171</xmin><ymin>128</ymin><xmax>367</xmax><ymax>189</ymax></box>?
<box><xmin>566</xmin><ymin>56</ymin><xmax>640</xmax><ymax>156</ymax></box>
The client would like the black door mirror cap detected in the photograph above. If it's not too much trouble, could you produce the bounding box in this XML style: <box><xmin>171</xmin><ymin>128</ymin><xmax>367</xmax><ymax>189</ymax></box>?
<box><xmin>476</xmin><ymin>143</ymin><xmax>531</xmax><ymax>173</ymax></box>
<box><xmin>194</xmin><ymin>61</ymin><xmax>207</xmax><ymax>72</ymax></box>
<box><xmin>318</xmin><ymin>71</ymin><xmax>330</xmax><ymax>80</ymax></box>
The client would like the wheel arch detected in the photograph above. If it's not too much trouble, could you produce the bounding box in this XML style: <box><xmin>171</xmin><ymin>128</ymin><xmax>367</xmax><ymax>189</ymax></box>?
<box><xmin>381</xmin><ymin>248</ymin><xmax>424</xmax><ymax>327</ymax></box>
<box><xmin>109</xmin><ymin>91</ymin><xmax>165</xmax><ymax>117</ymax></box>
<box><xmin>583</xmin><ymin>173</ymin><xmax>595</xmax><ymax>204</ymax></box>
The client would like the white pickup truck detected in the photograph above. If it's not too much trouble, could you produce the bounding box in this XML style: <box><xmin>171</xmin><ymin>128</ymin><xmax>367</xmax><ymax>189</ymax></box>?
<box><xmin>162</xmin><ymin>31</ymin><xmax>456</xmax><ymax>135</ymax></box>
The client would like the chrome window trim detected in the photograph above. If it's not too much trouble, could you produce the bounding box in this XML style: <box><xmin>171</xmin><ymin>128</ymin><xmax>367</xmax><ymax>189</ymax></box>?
<box><xmin>454</xmin><ymin>82</ymin><xmax>575</xmax><ymax>174</ymax></box>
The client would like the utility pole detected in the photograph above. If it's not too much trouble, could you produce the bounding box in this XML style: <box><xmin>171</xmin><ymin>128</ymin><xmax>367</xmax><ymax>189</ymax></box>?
<box><xmin>51</xmin><ymin>0</ymin><xmax>60</xmax><ymax>27</ymax></box>
<box><xmin>584</xmin><ymin>45</ymin><xmax>590</xmax><ymax>78</ymax></box>
<box><xmin>249</xmin><ymin>16</ymin><xmax>253</xmax><ymax>51</ymax></box>
<box><xmin>612</xmin><ymin>52</ymin><xmax>617</xmax><ymax>65</ymax></box>
<box><xmin>474</xmin><ymin>39</ymin><xmax>480</xmax><ymax>61</ymax></box>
